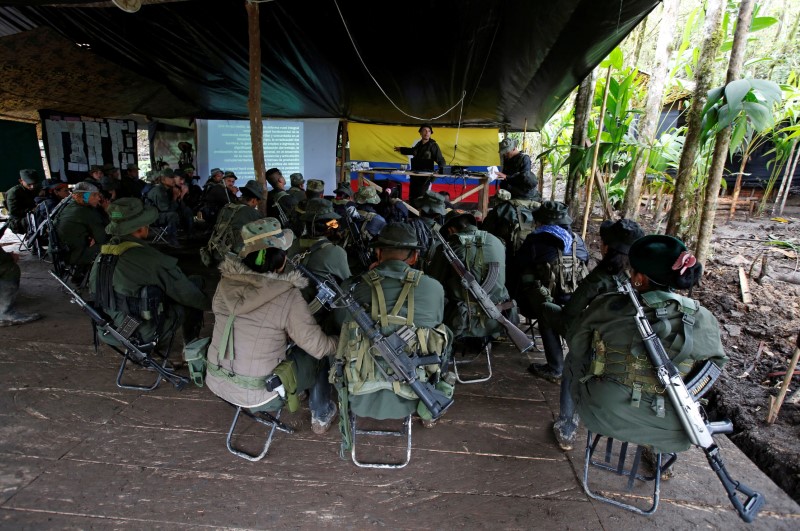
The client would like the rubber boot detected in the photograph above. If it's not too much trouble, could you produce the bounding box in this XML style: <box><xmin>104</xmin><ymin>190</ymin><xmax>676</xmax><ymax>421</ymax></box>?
<box><xmin>0</xmin><ymin>280</ymin><xmax>41</xmax><ymax>327</ymax></box>
<box><xmin>309</xmin><ymin>359</ymin><xmax>336</xmax><ymax>434</ymax></box>
<box><xmin>552</xmin><ymin>375</ymin><xmax>579</xmax><ymax>451</ymax></box>
<box><xmin>527</xmin><ymin>326</ymin><xmax>564</xmax><ymax>383</ymax></box>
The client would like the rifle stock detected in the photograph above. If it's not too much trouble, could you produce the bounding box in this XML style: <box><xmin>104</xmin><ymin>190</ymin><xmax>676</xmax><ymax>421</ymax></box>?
<box><xmin>342</xmin><ymin>213</ymin><xmax>372</xmax><ymax>269</ymax></box>
<box><xmin>432</xmin><ymin>230</ymin><xmax>533</xmax><ymax>353</ymax></box>
<box><xmin>50</xmin><ymin>271</ymin><xmax>188</xmax><ymax>391</ymax></box>
<box><xmin>618</xmin><ymin>278</ymin><xmax>764</xmax><ymax>522</ymax></box>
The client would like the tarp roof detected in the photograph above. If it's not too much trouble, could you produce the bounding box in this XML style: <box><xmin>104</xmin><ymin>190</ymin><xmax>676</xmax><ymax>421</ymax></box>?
<box><xmin>0</xmin><ymin>0</ymin><xmax>659</xmax><ymax>130</ymax></box>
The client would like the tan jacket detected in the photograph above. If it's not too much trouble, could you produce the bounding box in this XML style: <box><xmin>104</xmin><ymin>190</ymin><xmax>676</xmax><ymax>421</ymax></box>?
<box><xmin>205</xmin><ymin>258</ymin><xmax>338</xmax><ymax>408</ymax></box>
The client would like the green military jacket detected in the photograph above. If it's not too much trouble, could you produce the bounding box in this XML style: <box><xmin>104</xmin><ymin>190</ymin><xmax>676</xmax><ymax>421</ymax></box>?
<box><xmin>89</xmin><ymin>235</ymin><xmax>210</xmax><ymax>341</ymax></box>
<box><xmin>4</xmin><ymin>184</ymin><xmax>37</xmax><ymax>232</ymax></box>
<box><xmin>55</xmin><ymin>201</ymin><xmax>108</xmax><ymax>266</ymax></box>
<box><xmin>287</xmin><ymin>186</ymin><xmax>305</xmax><ymax>204</ymax></box>
<box><xmin>567</xmin><ymin>290</ymin><xmax>729</xmax><ymax>453</ymax></box>
<box><xmin>427</xmin><ymin>225</ymin><xmax>509</xmax><ymax>338</ymax></box>
<box><xmin>332</xmin><ymin>259</ymin><xmax>449</xmax><ymax>419</ymax></box>
<box><xmin>540</xmin><ymin>266</ymin><xmax>620</xmax><ymax>338</ymax></box>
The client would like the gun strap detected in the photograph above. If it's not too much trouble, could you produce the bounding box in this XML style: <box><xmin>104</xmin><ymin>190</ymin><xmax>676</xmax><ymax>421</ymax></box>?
<box><xmin>219</xmin><ymin>314</ymin><xmax>236</xmax><ymax>362</ymax></box>
<box><xmin>641</xmin><ymin>291</ymin><xmax>700</xmax><ymax>363</ymax></box>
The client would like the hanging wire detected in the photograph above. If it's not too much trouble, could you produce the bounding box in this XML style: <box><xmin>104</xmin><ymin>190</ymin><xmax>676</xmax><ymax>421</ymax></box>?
<box><xmin>332</xmin><ymin>0</ymin><xmax>465</xmax><ymax>123</ymax></box>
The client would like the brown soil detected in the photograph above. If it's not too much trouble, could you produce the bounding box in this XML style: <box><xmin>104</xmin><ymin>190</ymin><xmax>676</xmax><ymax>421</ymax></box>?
<box><xmin>626</xmin><ymin>199</ymin><xmax>800</xmax><ymax>504</ymax></box>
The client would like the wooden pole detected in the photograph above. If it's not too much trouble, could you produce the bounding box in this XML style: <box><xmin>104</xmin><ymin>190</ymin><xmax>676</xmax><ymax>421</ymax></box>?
<box><xmin>581</xmin><ymin>66</ymin><xmax>612</xmax><ymax>239</ymax></box>
<box><xmin>766</xmin><ymin>331</ymin><xmax>800</xmax><ymax>424</ymax></box>
<box><xmin>339</xmin><ymin>121</ymin><xmax>349</xmax><ymax>185</ymax></box>
<box><xmin>246</xmin><ymin>0</ymin><xmax>266</xmax><ymax>213</ymax></box>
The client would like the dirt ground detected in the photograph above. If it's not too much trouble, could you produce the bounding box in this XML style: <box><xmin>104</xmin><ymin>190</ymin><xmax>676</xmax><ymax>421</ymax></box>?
<box><xmin>613</xmin><ymin>196</ymin><xmax>800</xmax><ymax>505</ymax></box>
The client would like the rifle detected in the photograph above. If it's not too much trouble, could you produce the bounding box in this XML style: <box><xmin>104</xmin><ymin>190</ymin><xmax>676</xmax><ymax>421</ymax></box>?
<box><xmin>431</xmin><ymin>230</ymin><xmax>534</xmax><ymax>353</ymax></box>
<box><xmin>273</xmin><ymin>197</ymin><xmax>290</xmax><ymax>228</ymax></box>
<box><xmin>289</xmin><ymin>257</ymin><xmax>337</xmax><ymax>314</ymax></box>
<box><xmin>25</xmin><ymin>196</ymin><xmax>71</xmax><ymax>251</ymax></box>
<box><xmin>292</xmin><ymin>262</ymin><xmax>453</xmax><ymax>420</ymax></box>
<box><xmin>618</xmin><ymin>278</ymin><xmax>764</xmax><ymax>522</ymax></box>
<box><xmin>342</xmin><ymin>212</ymin><xmax>372</xmax><ymax>269</ymax></box>
<box><xmin>50</xmin><ymin>271</ymin><xmax>189</xmax><ymax>391</ymax></box>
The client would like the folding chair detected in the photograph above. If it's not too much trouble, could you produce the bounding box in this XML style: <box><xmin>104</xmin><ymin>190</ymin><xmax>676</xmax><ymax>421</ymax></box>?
<box><xmin>349</xmin><ymin>412</ymin><xmax>412</xmax><ymax>469</ymax></box>
<box><xmin>225</xmin><ymin>402</ymin><xmax>295</xmax><ymax>461</ymax></box>
<box><xmin>149</xmin><ymin>223</ymin><xmax>170</xmax><ymax>244</ymax></box>
<box><xmin>452</xmin><ymin>336</ymin><xmax>492</xmax><ymax>384</ymax></box>
<box><xmin>582</xmin><ymin>430</ymin><xmax>677</xmax><ymax>516</ymax></box>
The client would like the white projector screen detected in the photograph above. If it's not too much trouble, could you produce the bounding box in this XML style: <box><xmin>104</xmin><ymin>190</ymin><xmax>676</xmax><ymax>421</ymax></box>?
<box><xmin>196</xmin><ymin>118</ymin><xmax>340</xmax><ymax>193</ymax></box>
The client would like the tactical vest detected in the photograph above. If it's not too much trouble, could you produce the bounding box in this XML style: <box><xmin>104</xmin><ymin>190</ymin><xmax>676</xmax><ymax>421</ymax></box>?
<box><xmin>335</xmin><ymin>268</ymin><xmax>449</xmax><ymax>400</ymax></box>
<box><xmin>200</xmin><ymin>203</ymin><xmax>246</xmax><ymax>266</ymax></box>
<box><xmin>95</xmin><ymin>241</ymin><xmax>166</xmax><ymax>332</ymax></box>
<box><xmin>583</xmin><ymin>291</ymin><xmax>700</xmax><ymax>415</ymax></box>
<box><xmin>526</xmin><ymin>233</ymin><xmax>589</xmax><ymax>297</ymax></box>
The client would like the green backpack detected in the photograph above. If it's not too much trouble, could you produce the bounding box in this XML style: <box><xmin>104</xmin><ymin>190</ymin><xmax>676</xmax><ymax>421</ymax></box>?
<box><xmin>200</xmin><ymin>203</ymin><xmax>245</xmax><ymax>266</ymax></box>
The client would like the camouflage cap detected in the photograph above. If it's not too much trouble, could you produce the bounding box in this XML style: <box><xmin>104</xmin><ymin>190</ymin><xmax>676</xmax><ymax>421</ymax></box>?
<box><xmin>368</xmin><ymin>222</ymin><xmax>423</xmax><ymax>249</ymax></box>
<box><xmin>239</xmin><ymin>218</ymin><xmax>294</xmax><ymax>257</ymax></box>
<box><xmin>306</xmin><ymin>179</ymin><xmax>324</xmax><ymax>193</ymax></box>
<box><xmin>290</xmin><ymin>172</ymin><xmax>304</xmax><ymax>186</ymax></box>
<box><xmin>354</xmin><ymin>186</ymin><xmax>380</xmax><ymax>205</ymax></box>
<box><xmin>106</xmin><ymin>198</ymin><xmax>158</xmax><ymax>236</ymax></box>
<box><xmin>495</xmin><ymin>189</ymin><xmax>512</xmax><ymax>202</ymax></box>
<box><xmin>300</xmin><ymin>198</ymin><xmax>340</xmax><ymax>222</ymax></box>
<box><xmin>599</xmin><ymin>219</ymin><xmax>644</xmax><ymax>254</ymax></box>
<box><xmin>241</xmin><ymin>179</ymin><xmax>264</xmax><ymax>200</ymax></box>
<box><xmin>415</xmin><ymin>190</ymin><xmax>447</xmax><ymax>215</ymax></box>
<box><xmin>534</xmin><ymin>200</ymin><xmax>572</xmax><ymax>226</ymax></box>
<box><xmin>19</xmin><ymin>169</ymin><xmax>41</xmax><ymax>185</ymax></box>
<box><xmin>499</xmin><ymin>137</ymin><xmax>517</xmax><ymax>155</ymax></box>
<box><xmin>209</xmin><ymin>167</ymin><xmax>224</xmax><ymax>177</ymax></box>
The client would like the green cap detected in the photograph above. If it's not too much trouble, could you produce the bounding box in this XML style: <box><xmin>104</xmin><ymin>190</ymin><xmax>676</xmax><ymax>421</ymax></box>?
<box><xmin>306</xmin><ymin>179</ymin><xmax>324</xmax><ymax>193</ymax></box>
<box><xmin>106</xmin><ymin>198</ymin><xmax>158</xmax><ymax>236</ymax></box>
<box><xmin>534</xmin><ymin>200</ymin><xmax>572</xmax><ymax>226</ymax></box>
<box><xmin>415</xmin><ymin>190</ymin><xmax>447</xmax><ymax>215</ymax></box>
<box><xmin>19</xmin><ymin>169</ymin><xmax>41</xmax><ymax>185</ymax></box>
<box><xmin>369</xmin><ymin>222</ymin><xmax>422</xmax><ymax>249</ymax></box>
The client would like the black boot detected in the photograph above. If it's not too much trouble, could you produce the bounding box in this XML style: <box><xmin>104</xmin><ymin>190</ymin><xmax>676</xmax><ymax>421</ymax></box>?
<box><xmin>0</xmin><ymin>280</ymin><xmax>41</xmax><ymax>327</ymax></box>
<box><xmin>309</xmin><ymin>359</ymin><xmax>336</xmax><ymax>434</ymax></box>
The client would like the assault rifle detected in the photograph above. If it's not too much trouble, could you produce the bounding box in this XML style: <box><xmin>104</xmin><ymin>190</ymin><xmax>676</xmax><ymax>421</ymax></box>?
<box><xmin>50</xmin><ymin>271</ymin><xmax>189</xmax><ymax>391</ymax></box>
<box><xmin>432</xmin><ymin>230</ymin><xmax>534</xmax><ymax>353</ymax></box>
<box><xmin>292</xmin><ymin>262</ymin><xmax>453</xmax><ymax>419</ymax></box>
<box><xmin>618</xmin><ymin>278</ymin><xmax>764</xmax><ymax>522</ymax></box>
<box><xmin>25</xmin><ymin>196</ymin><xmax>71</xmax><ymax>252</ymax></box>
<box><xmin>289</xmin><ymin>258</ymin><xmax>337</xmax><ymax>314</ymax></box>
<box><xmin>273</xmin><ymin>197</ymin><xmax>290</xmax><ymax>228</ymax></box>
<box><xmin>342</xmin><ymin>212</ymin><xmax>372</xmax><ymax>269</ymax></box>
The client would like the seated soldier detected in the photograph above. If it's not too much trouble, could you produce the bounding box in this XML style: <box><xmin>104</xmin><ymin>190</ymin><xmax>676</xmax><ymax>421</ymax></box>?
<box><xmin>0</xmin><ymin>245</ymin><xmax>41</xmax><ymax>327</ymax></box>
<box><xmin>408</xmin><ymin>190</ymin><xmax>446</xmax><ymax>272</ymax></box>
<box><xmin>292</xmin><ymin>179</ymin><xmax>325</xmax><ymax>236</ymax></box>
<box><xmin>287</xmin><ymin>172</ymin><xmax>306</xmax><ymax>204</ymax></box>
<box><xmin>200</xmin><ymin>180</ymin><xmax>264</xmax><ymax>267</ymax></box>
<box><xmin>376</xmin><ymin>183</ymin><xmax>409</xmax><ymax>223</ymax></box>
<box><xmin>265</xmin><ymin>168</ymin><xmax>298</xmax><ymax>228</ymax></box>
<box><xmin>145</xmin><ymin>169</ymin><xmax>181</xmax><ymax>247</ymax></box>
<box><xmin>89</xmin><ymin>198</ymin><xmax>210</xmax><ymax>348</ymax></box>
<box><xmin>331</xmin><ymin>222</ymin><xmax>454</xmax><ymax>428</ymax></box>
<box><xmin>118</xmin><ymin>163</ymin><xmax>145</xmax><ymax>200</ymax></box>
<box><xmin>482</xmin><ymin>188</ymin><xmax>537</xmax><ymax>259</ymax></box>
<box><xmin>428</xmin><ymin>209</ymin><xmax>511</xmax><ymax>340</ymax></box>
<box><xmin>205</xmin><ymin>218</ymin><xmax>339</xmax><ymax>433</ymax></box>
<box><xmin>541</xmin><ymin>218</ymin><xmax>644</xmax><ymax>451</ymax></box>
<box><xmin>496</xmin><ymin>138</ymin><xmax>541</xmax><ymax>204</ymax></box>
<box><xmin>4</xmin><ymin>169</ymin><xmax>42</xmax><ymax>235</ymax></box>
<box><xmin>353</xmin><ymin>186</ymin><xmax>387</xmax><ymax>242</ymax></box>
<box><xmin>332</xmin><ymin>183</ymin><xmax>356</xmax><ymax>218</ymax></box>
<box><xmin>513</xmin><ymin>201</ymin><xmax>589</xmax><ymax>383</ymax></box>
<box><xmin>31</xmin><ymin>181</ymin><xmax>70</xmax><ymax>249</ymax></box>
<box><xmin>53</xmin><ymin>182</ymin><xmax>108</xmax><ymax>277</ymax></box>
<box><xmin>567</xmin><ymin>235</ymin><xmax>729</xmax><ymax>454</ymax></box>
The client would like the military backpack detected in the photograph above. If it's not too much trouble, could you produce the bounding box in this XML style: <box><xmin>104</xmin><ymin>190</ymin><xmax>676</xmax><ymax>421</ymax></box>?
<box><xmin>200</xmin><ymin>203</ymin><xmax>246</xmax><ymax>267</ymax></box>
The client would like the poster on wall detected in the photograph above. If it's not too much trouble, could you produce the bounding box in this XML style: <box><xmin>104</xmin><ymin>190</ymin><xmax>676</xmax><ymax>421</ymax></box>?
<box><xmin>40</xmin><ymin>110</ymin><xmax>138</xmax><ymax>183</ymax></box>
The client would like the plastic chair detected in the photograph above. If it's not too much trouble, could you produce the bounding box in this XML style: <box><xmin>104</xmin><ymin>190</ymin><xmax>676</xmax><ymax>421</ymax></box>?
<box><xmin>582</xmin><ymin>430</ymin><xmax>677</xmax><ymax>516</ymax></box>
<box><xmin>225</xmin><ymin>402</ymin><xmax>295</xmax><ymax>461</ymax></box>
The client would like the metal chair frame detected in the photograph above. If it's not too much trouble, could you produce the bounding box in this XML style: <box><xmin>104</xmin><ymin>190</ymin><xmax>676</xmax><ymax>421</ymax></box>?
<box><xmin>453</xmin><ymin>336</ymin><xmax>492</xmax><ymax>384</ymax></box>
<box><xmin>582</xmin><ymin>431</ymin><xmax>678</xmax><ymax>516</ymax></box>
<box><xmin>226</xmin><ymin>403</ymin><xmax>294</xmax><ymax>462</ymax></box>
<box><xmin>350</xmin><ymin>412</ymin><xmax>412</xmax><ymax>469</ymax></box>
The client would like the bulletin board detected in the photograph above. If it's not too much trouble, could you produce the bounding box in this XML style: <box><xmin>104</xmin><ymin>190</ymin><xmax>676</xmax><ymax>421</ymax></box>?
<box><xmin>40</xmin><ymin>110</ymin><xmax>138</xmax><ymax>183</ymax></box>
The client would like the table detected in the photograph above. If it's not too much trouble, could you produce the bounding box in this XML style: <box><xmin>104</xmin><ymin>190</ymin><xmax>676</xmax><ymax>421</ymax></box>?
<box><xmin>352</xmin><ymin>169</ymin><xmax>491</xmax><ymax>218</ymax></box>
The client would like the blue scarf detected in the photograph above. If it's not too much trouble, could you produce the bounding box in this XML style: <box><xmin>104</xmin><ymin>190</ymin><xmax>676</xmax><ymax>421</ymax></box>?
<box><xmin>534</xmin><ymin>225</ymin><xmax>572</xmax><ymax>251</ymax></box>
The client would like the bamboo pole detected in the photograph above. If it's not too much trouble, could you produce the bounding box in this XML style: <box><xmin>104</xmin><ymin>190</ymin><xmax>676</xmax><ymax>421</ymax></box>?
<box><xmin>339</xmin><ymin>121</ymin><xmax>349</xmax><ymax>185</ymax></box>
<box><xmin>766</xmin><ymin>331</ymin><xmax>800</xmax><ymax>424</ymax></box>
<box><xmin>246</xmin><ymin>0</ymin><xmax>266</xmax><ymax>214</ymax></box>
<box><xmin>581</xmin><ymin>66</ymin><xmax>612</xmax><ymax>239</ymax></box>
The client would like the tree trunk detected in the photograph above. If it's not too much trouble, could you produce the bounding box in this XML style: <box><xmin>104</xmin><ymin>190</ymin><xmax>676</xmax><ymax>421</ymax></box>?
<box><xmin>665</xmin><ymin>0</ymin><xmax>725</xmax><ymax>240</ymax></box>
<box><xmin>695</xmin><ymin>0</ymin><xmax>756</xmax><ymax>264</ymax></box>
<box><xmin>621</xmin><ymin>0</ymin><xmax>677</xmax><ymax>220</ymax></box>
<box><xmin>246</xmin><ymin>1</ymin><xmax>266</xmax><ymax>214</ymax></box>
<box><xmin>564</xmin><ymin>72</ymin><xmax>595</xmax><ymax>215</ymax></box>
<box><xmin>632</xmin><ymin>17</ymin><xmax>648</xmax><ymax>68</ymax></box>
<box><xmin>777</xmin><ymin>144</ymin><xmax>800</xmax><ymax>215</ymax></box>
<box><xmin>772</xmin><ymin>140</ymin><xmax>797</xmax><ymax>215</ymax></box>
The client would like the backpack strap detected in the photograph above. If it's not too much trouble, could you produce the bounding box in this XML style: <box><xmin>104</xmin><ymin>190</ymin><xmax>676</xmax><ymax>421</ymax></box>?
<box><xmin>390</xmin><ymin>269</ymin><xmax>423</xmax><ymax>325</ymax></box>
<box><xmin>96</xmin><ymin>241</ymin><xmax>143</xmax><ymax>312</ymax></box>
<box><xmin>364</xmin><ymin>270</ymin><xmax>389</xmax><ymax>327</ymax></box>
<box><xmin>218</xmin><ymin>314</ymin><xmax>236</xmax><ymax>363</ymax></box>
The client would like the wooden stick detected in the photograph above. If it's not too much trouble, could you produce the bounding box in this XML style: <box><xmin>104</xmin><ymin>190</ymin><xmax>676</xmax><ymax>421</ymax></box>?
<box><xmin>450</xmin><ymin>183</ymin><xmax>485</xmax><ymax>204</ymax></box>
<box><xmin>738</xmin><ymin>266</ymin><xmax>752</xmax><ymax>304</ymax></box>
<box><xmin>766</xmin><ymin>331</ymin><xmax>800</xmax><ymax>424</ymax></box>
<box><xmin>581</xmin><ymin>65</ymin><xmax>612</xmax><ymax>240</ymax></box>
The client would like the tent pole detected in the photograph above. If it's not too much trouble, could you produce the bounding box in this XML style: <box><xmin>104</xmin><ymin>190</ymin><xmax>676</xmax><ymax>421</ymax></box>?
<box><xmin>246</xmin><ymin>0</ymin><xmax>267</xmax><ymax>213</ymax></box>
<box><xmin>339</xmin><ymin>121</ymin><xmax>349</xmax><ymax>185</ymax></box>
<box><xmin>581</xmin><ymin>65</ymin><xmax>613</xmax><ymax>239</ymax></box>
